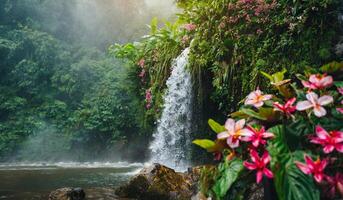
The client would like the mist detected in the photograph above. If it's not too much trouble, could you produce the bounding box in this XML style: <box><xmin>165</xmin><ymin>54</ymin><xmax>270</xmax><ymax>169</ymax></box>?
<box><xmin>37</xmin><ymin>0</ymin><xmax>178</xmax><ymax>48</ymax></box>
<box><xmin>0</xmin><ymin>0</ymin><xmax>177</xmax><ymax>163</ymax></box>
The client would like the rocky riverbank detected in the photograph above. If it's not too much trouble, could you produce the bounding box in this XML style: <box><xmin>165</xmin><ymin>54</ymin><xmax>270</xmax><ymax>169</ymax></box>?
<box><xmin>49</xmin><ymin>163</ymin><xmax>263</xmax><ymax>200</ymax></box>
<box><xmin>49</xmin><ymin>163</ymin><xmax>201</xmax><ymax>200</ymax></box>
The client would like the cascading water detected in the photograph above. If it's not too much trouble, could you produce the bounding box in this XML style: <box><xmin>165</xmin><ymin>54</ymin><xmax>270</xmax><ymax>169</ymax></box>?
<box><xmin>149</xmin><ymin>48</ymin><xmax>192</xmax><ymax>171</ymax></box>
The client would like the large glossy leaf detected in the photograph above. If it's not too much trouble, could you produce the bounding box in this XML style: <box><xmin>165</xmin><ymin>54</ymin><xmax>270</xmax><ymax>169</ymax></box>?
<box><xmin>208</xmin><ymin>119</ymin><xmax>226</xmax><ymax>134</ymax></box>
<box><xmin>267</xmin><ymin>126</ymin><xmax>320</xmax><ymax>200</ymax></box>
<box><xmin>193</xmin><ymin>139</ymin><xmax>216</xmax><ymax>150</ymax></box>
<box><xmin>211</xmin><ymin>158</ymin><xmax>244</xmax><ymax>199</ymax></box>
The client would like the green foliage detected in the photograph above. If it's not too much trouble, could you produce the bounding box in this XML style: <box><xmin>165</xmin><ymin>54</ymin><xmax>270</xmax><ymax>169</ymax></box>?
<box><xmin>0</xmin><ymin>0</ymin><xmax>147</xmax><ymax>159</ymax></box>
<box><xmin>208</xmin><ymin>119</ymin><xmax>226</xmax><ymax>134</ymax></box>
<box><xmin>267</xmin><ymin>125</ymin><xmax>320</xmax><ymax>200</ymax></box>
<box><xmin>193</xmin><ymin>139</ymin><xmax>216</xmax><ymax>151</ymax></box>
<box><xmin>211</xmin><ymin>158</ymin><xmax>244</xmax><ymax>200</ymax></box>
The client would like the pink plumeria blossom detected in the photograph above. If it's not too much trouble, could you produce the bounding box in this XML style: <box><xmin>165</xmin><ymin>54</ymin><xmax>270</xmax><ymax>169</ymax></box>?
<box><xmin>217</xmin><ymin>118</ymin><xmax>250</xmax><ymax>149</ymax></box>
<box><xmin>310</xmin><ymin>125</ymin><xmax>343</xmax><ymax>154</ymax></box>
<box><xmin>245</xmin><ymin>89</ymin><xmax>272</xmax><ymax>108</ymax></box>
<box><xmin>337</xmin><ymin>108</ymin><xmax>343</xmax><ymax>114</ymax></box>
<box><xmin>243</xmin><ymin>150</ymin><xmax>274</xmax><ymax>183</ymax></box>
<box><xmin>325</xmin><ymin>173</ymin><xmax>343</xmax><ymax>198</ymax></box>
<box><xmin>301</xmin><ymin>74</ymin><xmax>333</xmax><ymax>90</ymax></box>
<box><xmin>296</xmin><ymin>92</ymin><xmax>333</xmax><ymax>117</ymax></box>
<box><xmin>183</xmin><ymin>23</ymin><xmax>197</xmax><ymax>31</ymax></box>
<box><xmin>273</xmin><ymin>97</ymin><xmax>296</xmax><ymax>117</ymax></box>
<box><xmin>138</xmin><ymin>59</ymin><xmax>145</xmax><ymax>68</ymax></box>
<box><xmin>295</xmin><ymin>154</ymin><xmax>328</xmax><ymax>183</ymax></box>
<box><xmin>241</xmin><ymin>126</ymin><xmax>274</xmax><ymax>148</ymax></box>
<box><xmin>338</xmin><ymin>88</ymin><xmax>343</xmax><ymax>95</ymax></box>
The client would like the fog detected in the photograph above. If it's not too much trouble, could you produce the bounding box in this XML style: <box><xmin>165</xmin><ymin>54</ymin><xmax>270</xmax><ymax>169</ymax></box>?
<box><xmin>38</xmin><ymin>0</ymin><xmax>178</xmax><ymax>48</ymax></box>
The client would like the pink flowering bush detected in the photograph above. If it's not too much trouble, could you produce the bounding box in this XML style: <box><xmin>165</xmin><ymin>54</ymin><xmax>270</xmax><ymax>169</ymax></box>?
<box><xmin>193</xmin><ymin>62</ymin><xmax>343</xmax><ymax>200</ymax></box>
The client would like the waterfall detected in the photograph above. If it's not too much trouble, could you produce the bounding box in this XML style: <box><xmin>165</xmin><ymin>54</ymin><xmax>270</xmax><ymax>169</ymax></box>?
<box><xmin>149</xmin><ymin>48</ymin><xmax>192</xmax><ymax>171</ymax></box>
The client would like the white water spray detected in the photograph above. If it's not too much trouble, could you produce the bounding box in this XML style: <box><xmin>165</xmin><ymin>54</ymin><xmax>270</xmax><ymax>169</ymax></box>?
<box><xmin>149</xmin><ymin>48</ymin><xmax>193</xmax><ymax>171</ymax></box>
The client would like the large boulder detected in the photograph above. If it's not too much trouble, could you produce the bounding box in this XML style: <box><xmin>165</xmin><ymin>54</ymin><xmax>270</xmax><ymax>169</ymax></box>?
<box><xmin>48</xmin><ymin>187</ymin><xmax>85</xmax><ymax>200</ymax></box>
<box><xmin>115</xmin><ymin>163</ymin><xmax>195</xmax><ymax>200</ymax></box>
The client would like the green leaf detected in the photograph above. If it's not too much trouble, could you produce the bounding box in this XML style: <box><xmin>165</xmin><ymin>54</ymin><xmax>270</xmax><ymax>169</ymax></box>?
<box><xmin>267</xmin><ymin>126</ymin><xmax>320</xmax><ymax>200</ymax></box>
<box><xmin>193</xmin><ymin>139</ymin><xmax>216</xmax><ymax>150</ymax></box>
<box><xmin>320</xmin><ymin>61</ymin><xmax>343</xmax><ymax>73</ymax></box>
<box><xmin>211</xmin><ymin>159</ymin><xmax>244</xmax><ymax>199</ymax></box>
<box><xmin>208</xmin><ymin>119</ymin><xmax>226</xmax><ymax>133</ymax></box>
<box><xmin>260</xmin><ymin>71</ymin><xmax>273</xmax><ymax>82</ymax></box>
<box><xmin>240</xmin><ymin>108</ymin><xmax>267</xmax><ymax>121</ymax></box>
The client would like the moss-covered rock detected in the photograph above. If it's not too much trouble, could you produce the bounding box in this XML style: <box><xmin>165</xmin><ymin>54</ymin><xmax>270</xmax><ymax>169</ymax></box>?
<box><xmin>115</xmin><ymin>163</ymin><xmax>194</xmax><ymax>200</ymax></box>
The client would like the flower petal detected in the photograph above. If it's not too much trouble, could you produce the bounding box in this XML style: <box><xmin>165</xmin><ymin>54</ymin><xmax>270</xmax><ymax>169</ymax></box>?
<box><xmin>318</xmin><ymin>159</ymin><xmax>327</xmax><ymax>171</ymax></box>
<box><xmin>323</xmin><ymin>145</ymin><xmax>335</xmax><ymax>154</ymax></box>
<box><xmin>235</xmin><ymin>119</ymin><xmax>246</xmax><ymax>131</ymax></box>
<box><xmin>296</xmin><ymin>101</ymin><xmax>313</xmax><ymax>111</ymax></box>
<box><xmin>315</xmin><ymin>125</ymin><xmax>329</xmax><ymax>140</ymax></box>
<box><xmin>261</xmin><ymin>151</ymin><xmax>271</xmax><ymax>165</ymax></box>
<box><xmin>256</xmin><ymin>170</ymin><xmax>263</xmax><ymax>183</ymax></box>
<box><xmin>239</xmin><ymin>128</ymin><xmax>252</xmax><ymax>137</ymax></box>
<box><xmin>262</xmin><ymin>94</ymin><xmax>273</xmax><ymax>101</ymax></box>
<box><xmin>285</xmin><ymin>97</ymin><xmax>296</xmax><ymax>107</ymax></box>
<box><xmin>253</xmin><ymin>101</ymin><xmax>264</xmax><ymax>108</ymax></box>
<box><xmin>314</xmin><ymin>173</ymin><xmax>323</xmax><ymax>183</ymax></box>
<box><xmin>313</xmin><ymin>106</ymin><xmax>326</xmax><ymax>117</ymax></box>
<box><xmin>252</xmin><ymin>140</ymin><xmax>260</xmax><ymax>147</ymax></box>
<box><xmin>318</xmin><ymin>95</ymin><xmax>333</xmax><ymax>106</ymax></box>
<box><xmin>227</xmin><ymin>136</ymin><xmax>239</xmax><ymax>148</ymax></box>
<box><xmin>295</xmin><ymin>162</ymin><xmax>311</xmax><ymax>174</ymax></box>
<box><xmin>250</xmin><ymin>150</ymin><xmax>260</xmax><ymax>163</ymax></box>
<box><xmin>217</xmin><ymin>131</ymin><xmax>230</xmax><ymax>139</ymax></box>
<box><xmin>225</xmin><ymin>119</ymin><xmax>235</xmax><ymax>134</ymax></box>
<box><xmin>243</xmin><ymin>161</ymin><xmax>257</xmax><ymax>170</ymax></box>
<box><xmin>262</xmin><ymin>132</ymin><xmax>274</xmax><ymax>138</ymax></box>
<box><xmin>304</xmin><ymin>155</ymin><xmax>315</xmax><ymax>171</ymax></box>
<box><xmin>263</xmin><ymin>168</ymin><xmax>274</xmax><ymax>178</ymax></box>
<box><xmin>306</xmin><ymin>92</ymin><xmax>318</xmax><ymax>103</ymax></box>
<box><xmin>335</xmin><ymin>143</ymin><xmax>343</xmax><ymax>153</ymax></box>
<box><xmin>321</xmin><ymin>76</ymin><xmax>333</xmax><ymax>87</ymax></box>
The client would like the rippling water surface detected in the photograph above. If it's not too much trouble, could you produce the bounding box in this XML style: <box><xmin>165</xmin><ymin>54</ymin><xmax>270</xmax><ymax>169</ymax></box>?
<box><xmin>0</xmin><ymin>162</ymin><xmax>143</xmax><ymax>200</ymax></box>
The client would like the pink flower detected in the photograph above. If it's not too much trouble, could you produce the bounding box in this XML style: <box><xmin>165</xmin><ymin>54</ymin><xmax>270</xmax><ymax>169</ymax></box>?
<box><xmin>310</xmin><ymin>125</ymin><xmax>343</xmax><ymax>154</ymax></box>
<box><xmin>242</xmin><ymin>126</ymin><xmax>274</xmax><ymax>148</ymax></box>
<box><xmin>138</xmin><ymin>59</ymin><xmax>145</xmax><ymax>68</ymax></box>
<box><xmin>296</xmin><ymin>92</ymin><xmax>333</xmax><ymax>117</ymax></box>
<box><xmin>145</xmin><ymin>89</ymin><xmax>152</xmax><ymax>109</ymax></box>
<box><xmin>256</xmin><ymin>29</ymin><xmax>263</xmax><ymax>34</ymax></box>
<box><xmin>337</xmin><ymin>108</ymin><xmax>343</xmax><ymax>114</ymax></box>
<box><xmin>183</xmin><ymin>23</ymin><xmax>197</xmax><ymax>31</ymax></box>
<box><xmin>295</xmin><ymin>154</ymin><xmax>328</xmax><ymax>183</ymax></box>
<box><xmin>325</xmin><ymin>173</ymin><xmax>343</xmax><ymax>198</ymax></box>
<box><xmin>273</xmin><ymin>97</ymin><xmax>296</xmax><ymax>117</ymax></box>
<box><xmin>245</xmin><ymin>89</ymin><xmax>272</xmax><ymax>108</ymax></box>
<box><xmin>139</xmin><ymin>69</ymin><xmax>146</xmax><ymax>78</ymax></box>
<box><xmin>338</xmin><ymin>88</ymin><xmax>343</xmax><ymax>95</ymax></box>
<box><xmin>213</xmin><ymin>152</ymin><xmax>222</xmax><ymax>161</ymax></box>
<box><xmin>217</xmin><ymin>118</ymin><xmax>250</xmax><ymax>148</ymax></box>
<box><xmin>243</xmin><ymin>150</ymin><xmax>274</xmax><ymax>183</ymax></box>
<box><xmin>301</xmin><ymin>74</ymin><xmax>333</xmax><ymax>90</ymax></box>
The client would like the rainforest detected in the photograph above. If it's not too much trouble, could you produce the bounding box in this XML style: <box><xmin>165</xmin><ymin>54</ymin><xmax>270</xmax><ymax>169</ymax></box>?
<box><xmin>0</xmin><ymin>0</ymin><xmax>342</xmax><ymax>200</ymax></box>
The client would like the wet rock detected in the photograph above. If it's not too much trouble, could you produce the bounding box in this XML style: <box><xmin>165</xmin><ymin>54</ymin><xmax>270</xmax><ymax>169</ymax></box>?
<box><xmin>115</xmin><ymin>163</ymin><xmax>194</xmax><ymax>200</ymax></box>
<box><xmin>48</xmin><ymin>187</ymin><xmax>85</xmax><ymax>200</ymax></box>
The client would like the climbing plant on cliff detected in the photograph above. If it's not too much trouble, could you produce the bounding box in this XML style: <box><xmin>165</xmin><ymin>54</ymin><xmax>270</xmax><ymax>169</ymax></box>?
<box><xmin>114</xmin><ymin>0</ymin><xmax>341</xmax><ymax>127</ymax></box>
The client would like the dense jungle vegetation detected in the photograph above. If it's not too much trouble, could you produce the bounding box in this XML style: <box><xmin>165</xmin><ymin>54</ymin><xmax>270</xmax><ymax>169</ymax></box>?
<box><xmin>114</xmin><ymin>0</ymin><xmax>343</xmax><ymax>199</ymax></box>
<box><xmin>0</xmin><ymin>0</ymin><xmax>175</xmax><ymax>161</ymax></box>
<box><xmin>115</xmin><ymin>0</ymin><xmax>342</xmax><ymax>161</ymax></box>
